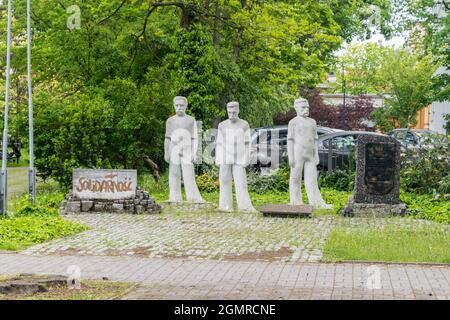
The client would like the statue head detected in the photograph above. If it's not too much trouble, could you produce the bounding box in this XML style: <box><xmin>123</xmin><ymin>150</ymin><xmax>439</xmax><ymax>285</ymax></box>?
<box><xmin>294</xmin><ymin>98</ymin><xmax>309</xmax><ymax>118</ymax></box>
<box><xmin>227</xmin><ymin>101</ymin><xmax>240</xmax><ymax>122</ymax></box>
<box><xmin>173</xmin><ymin>96</ymin><xmax>188</xmax><ymax>116</ymax></box>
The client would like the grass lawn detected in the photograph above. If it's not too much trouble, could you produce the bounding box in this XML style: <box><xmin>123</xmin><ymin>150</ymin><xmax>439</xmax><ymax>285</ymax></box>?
<box><xmin>4</xmin><ymin>147</ymin><xmax>30</xmax><ymax>168</ymax></box>
<box><xmin>0</xmin><ymin>277</ymin><xmax>135</xmax><ymax>300</ymax></box>
<box><xmin>1</xmin><ymin>168</ymin><xmax>88</xmax><ymax>251</ymax></box>
<box><xmin>322</xmin><ymin>220</ymin><xmax>450</xmax><ymax>263</ymax></box>
<box><xmin>7</xmin><ymin>167</ymin><xmax>29</xmax><ymax>201</ymax></box>
<box><xmin>0</xmin><ymin>215</ymin><xmax>89</xmax><ymax>251</ymax></box>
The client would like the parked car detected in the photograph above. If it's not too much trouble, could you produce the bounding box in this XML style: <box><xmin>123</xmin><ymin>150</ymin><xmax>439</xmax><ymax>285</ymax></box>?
<box><xmin>388</xmin><ymin>129</ymin><xmax>448</xmax><ymax>150</ymax></box>
<box><xmin>250</xmin><ymin>125</ymin><xmax>344</xmax><ymax>169</ymax></box>
<box><xmin>317</xmin><ymin>131</ymin><xmax>387</xmax><ymax>172</ymax></box>
<box><xmin>251</xmin><ymin>125</ymin><xmax>342</xmax><ymax>144</ymax></box>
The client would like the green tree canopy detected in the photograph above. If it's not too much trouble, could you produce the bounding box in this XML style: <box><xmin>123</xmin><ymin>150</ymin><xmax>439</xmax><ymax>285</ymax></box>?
<box><xmin>373</xmin><ymin>49</ymin><xmax>438</xmax><ymax>131</ymax></box>
<box><xmin>332</xmin><ymin>43</ymin><xmax>391</xmax><ymax>95</ymax></box>
<box><xmin>333</xmin><ymin>43</ymin><xmax>439</xmax><ymax>131</ymax></box>
<box><xmin>389</xmin><ymin>0</ymin><xmax>449</xmax><ymax>101</ymax></box>
<box><xmin>0</xmin><ymin>0</ymin><xmax>398</xmax><ymax>184</ymax></box>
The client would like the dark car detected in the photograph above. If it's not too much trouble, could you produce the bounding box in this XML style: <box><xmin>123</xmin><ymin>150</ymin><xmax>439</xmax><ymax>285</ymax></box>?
<box><xmin>388</xmin><ymin>129</ymin><xmax>448</xmax><ymax>150</ymax></box>
<box><xmin>250</xmin><ymin>125</ymin><xmax>343</xmax><ymax>169</ymax></box>
<box><xmin>252</xmin><ymin>125</ymin><xmax>341</xmax><ymax>144</ymax></box>
<box><xmin>317</xmin><ymin>131</ymin><xmax>387</xmax><ymax>172</ymax></box>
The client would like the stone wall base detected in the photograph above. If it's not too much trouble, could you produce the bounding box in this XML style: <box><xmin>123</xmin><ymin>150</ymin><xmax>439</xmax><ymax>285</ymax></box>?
<box><xmin>60</xmin><ymin>189</ymin><xmax>161</xmax><ymax>215</ymax></box>
<box><xmin>343</xmin><ymin>197</ymin><xmax>407</xmax><ymax>217</ymax></box>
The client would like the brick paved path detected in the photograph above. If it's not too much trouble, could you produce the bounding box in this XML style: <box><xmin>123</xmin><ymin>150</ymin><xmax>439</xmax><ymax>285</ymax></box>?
<box><xmin>1</xmin><ymin>253</ymin><xmax>449</xmax><ymax>300</ymax></box>
<box><xmin>21</xmin><ymin>213</ymin><xmax>440</xmax><ymax>263</ymax></box>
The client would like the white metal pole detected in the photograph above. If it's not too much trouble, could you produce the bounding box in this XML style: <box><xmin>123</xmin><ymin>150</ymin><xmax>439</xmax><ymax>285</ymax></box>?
<box><xmin>1</xmin><ymin>0</ymin><xmax>13</xmax><ymax>214</ymax></box>
<box><xmin>27</xmin><ymin>0</ymin><xmax>36</xmax><ymax>205</ymax></box>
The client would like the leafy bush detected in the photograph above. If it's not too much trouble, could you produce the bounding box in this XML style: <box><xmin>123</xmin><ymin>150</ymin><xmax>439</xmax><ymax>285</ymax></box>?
<box><xmin>38</xmin><ymin>191</ymin><xmax>66</xmax><ymax>209</ymax></box>
<box><xmin>400</xmin><ymin>138</ymin><xmax>450</xmax><ymax>196</ymax></box>
<box><xmin>247</xmin><ymin>167</ymin><xmax>290</xmax><ymax>193</ymax></box>
<box><xmin>34</xmin><ymin>84</ymin><xmax>167</xmax><ymax>187</ymax></box>
<box><xmin>318</xmin><ymin>169</ymin><xmax>355</xmax><ymax>192</ymax></box>
<box><xmin>321</xmin><ymin>188</ymin><xmax>352</xmax><ymax>214</ymax></box>
<box><xmin>195</xmin><ymin>164</ymin><xmax>291</xmax><ymax>194</ymax></box>
<box><xmin>196</xmin><ymin>172</ymin><xmax>220</xmax><ymax>193</ymax></box>
<box><xmin>436</xmin><ymin>174</ymin><xmax>450</xmax><ymax>198</ymax></box>
<box><xmin>138</xmin><ymin>173</ymin><xmax>169</xmax><ymax>200</ymax></box>
<box><xmin>194</xmin><ymin>164</ymin><xmax>350</xmax><ymax>205</ymax></box>
<box><xmin>401</xmin><ymin>191</ymin><xmax>450</xmax><ymax>224</ymax></box>
<box><xmin>10</xmin><ymin>191</ymin><xmax>66</xmax><ymax>217</ymax></box>
<box><xmin>15</xmin><ymin>204</ymin><xmax>59</xmax><ymax>217</ymax></box>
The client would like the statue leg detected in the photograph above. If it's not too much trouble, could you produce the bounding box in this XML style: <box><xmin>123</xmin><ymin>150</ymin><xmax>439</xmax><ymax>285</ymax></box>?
<box><xmin>289</xmin><ymin>163</ymin><xmax>304</xmax><ymax>205</ymax></box>
<box><xmin>232</xmin><ymin>165</ymin><xmax>257</xmax><ymax>212</ymax></box>
<box><xmin>219</xmin><ymin>164</ymin><xmax>233</xmax><ymax>212</ymax></box>
<box><xmin>168</xmin><ymin>163</ymin><xmax>183</xmax><ymax>202</ymax></box>
<box><xmin>304</xmin><ymin>160</ymin><xmax>332</xmax><ymax>209</ymax></box>
<box><xmin>181</xmin><ymin>163</ymin><xmax>205</xmax><ymax>203</ymax></box>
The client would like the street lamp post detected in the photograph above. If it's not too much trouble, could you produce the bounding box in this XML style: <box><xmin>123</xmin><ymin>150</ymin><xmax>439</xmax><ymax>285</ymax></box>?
<box><xmin>0</xmin><ymin>0</ymin><xmax>13</xmax><ymax>214</ymax></box>
<box><xmin>341</xmin><ymin>64</ymin><xmax>347</xmax><ymax>130</ymax></box>
<box><xmin>342</xmin><ymin>64</ymin><xmax>346</xmax><ymax>109</ymax></box>
<box><xmin>27</xmin><ymin>0</ymin><xmax>36</xmax><ymax>205</ymax></box>
<box><xmin>328</xmin><ymin>64</ymin><xmax>347</xmax><ymax>124</ymax></box>
<box><xmin>326</xmin><ymin>64</ymin><xmax>347</xmax><ymax>172</ymax></box>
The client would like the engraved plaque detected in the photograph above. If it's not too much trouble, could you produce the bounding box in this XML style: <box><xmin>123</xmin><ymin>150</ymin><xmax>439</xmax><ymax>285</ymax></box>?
<box><xmin>353</xmin><ymin>135</ymin><xmax>401</xmax><ymax>204</ymax></box>
<box><xmin>364</xmin><ymin>143</ymin><xmax>396</xmax><ymax>195</ymax></box>
<box><xmin>73</xmin><ymin>169</ymin><xmax>137</xmax><ymax>200</ymax></box>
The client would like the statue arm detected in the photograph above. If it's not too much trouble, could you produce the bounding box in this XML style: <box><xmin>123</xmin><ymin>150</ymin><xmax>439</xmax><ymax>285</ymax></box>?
<box><xmin>314</xmin><ymin>124</ymin><xmax>320</xmax><ymax>165</ymax></box>
<box><xmin>164</xmin><ymin>121</ymin><xmax>171</xmax><ymax>163</ymax></box>
<box><xmin>164</xmin><ymin>137</ymin><xmax>171</xmax><ymax>163</ymax></box>
<box><xmin>244</xmin><ymin>123</ymin><xmax>251</xmax><ymax>167</ymax></box>
<box><xmin>287</xmin><ymin>121</ymin><xmax>295</xmax><ymax>167</ymax></box>
<box><xmin>192</xmin><ymin>120</ymin><xmax>199</xmax><ymax>163</ymax></box>
<box><xmin>215</xmin><ymin>126</ymin><xmax>223</xmax><ymax>166</ymax></box>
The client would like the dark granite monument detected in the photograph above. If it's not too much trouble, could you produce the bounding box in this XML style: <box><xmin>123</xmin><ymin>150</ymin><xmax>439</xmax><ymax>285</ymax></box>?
<box><xmin>343</xmin><ymin>135</ymin><xmax>406</xmax><ymax>217</ymax></box>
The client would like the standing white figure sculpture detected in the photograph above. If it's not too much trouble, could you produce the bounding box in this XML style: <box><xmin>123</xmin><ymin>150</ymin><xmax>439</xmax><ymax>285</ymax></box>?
<box><xmin>288</xmin><ymin>98</ymin><xmax>332</xmax><ymax>209</ymax></box>
<box><xmin>165</xmin><ymin>96</ymin><xmax>205</xmax><ymax>203</ymax></box>
<box><xmin>216</xmin><ymin>102</ymin><xmax>257</xmax><ymax>212</ymax></box>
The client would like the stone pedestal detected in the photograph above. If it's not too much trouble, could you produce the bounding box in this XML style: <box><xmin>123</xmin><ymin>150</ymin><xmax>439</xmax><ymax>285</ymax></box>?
<box><xmin>343</xmin><ymin>196</ymin><xmax>406</xmax><ymax>217</ymax></box>
<box><xmin>259</xmin><ymin>204</ymin><xmax>313</xmax><ymax>218</ymax></box>
<box><xmin>60</xmin><ymin>189</ymin><xmax>161</xmax><ymax>215</ymax></box>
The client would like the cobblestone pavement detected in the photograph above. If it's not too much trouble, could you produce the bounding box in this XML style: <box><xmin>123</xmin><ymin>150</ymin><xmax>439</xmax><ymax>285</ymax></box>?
<box><xmin>22</xmin><ymin>212</ymin><xmax>336</xmax><ymax>262</ymax></box>
<box><xmin>22</xmin><ymin>212</ymin><xmax>444</xmax><ymax>263</ymax></box>
<box><xmin>0</xmin><ymin>254</ymin><xmax>449</xmax><ymax>300</ymax></box>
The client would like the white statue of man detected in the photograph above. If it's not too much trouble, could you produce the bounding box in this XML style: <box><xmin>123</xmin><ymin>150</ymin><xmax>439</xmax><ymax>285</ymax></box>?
<box><xmin>288</xmin><ymin>98</ymin><xmax>332</xmax><ymax>209</ymax></box>
<box><xmin>215</xmin><ymin>102</ymin><xmax>257</xmax><ymax>212</ymax></box>
<box><xmin>164</xmin><ymin>96</ymin><xmax>205</xmax><ymax>203</ymax></box>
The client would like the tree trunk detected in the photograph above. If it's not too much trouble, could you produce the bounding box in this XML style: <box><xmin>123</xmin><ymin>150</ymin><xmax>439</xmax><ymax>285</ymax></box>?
<box><xmin>143</xmin><ymin>155</ymin><xmax>160</xmax><ymax>183</ymax></box>
<box><xmin>213</xmin><ymin>2</ymin><xmax>221</xmax><ymax>45</ymax></box>
<box><xmin>181</xmin><ymin>5</ymin><xmax>194</xmax><ymax>28</ymax></box>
